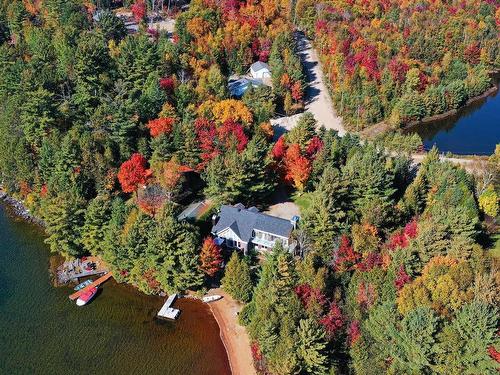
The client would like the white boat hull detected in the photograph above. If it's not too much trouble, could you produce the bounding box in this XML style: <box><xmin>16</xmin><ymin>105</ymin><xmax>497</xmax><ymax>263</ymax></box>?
<box><xmin>202</xmin><ymin>295</ymin><xmax>222</xmax><ymax>303</ymax></box>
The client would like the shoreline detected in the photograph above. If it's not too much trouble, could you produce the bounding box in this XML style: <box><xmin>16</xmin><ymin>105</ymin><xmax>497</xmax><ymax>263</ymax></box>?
<box><xmin>207</xmin><ymin>289</ymin><xmax>256</xmax><ymax>375</ymax></box>
<box><xmin>0</xmin><ymin>189</ymin><xmax>45</xmax><ymax>227</ymax></box>
<box><xmin>0</xmin><ymin>190</ymin><xmax>253</xmax><ymax>375</ymax></box>
<box><xmin>403</xmin><ymin>84</ymin><xmax>498</xmax><ymax>130</ymax></box>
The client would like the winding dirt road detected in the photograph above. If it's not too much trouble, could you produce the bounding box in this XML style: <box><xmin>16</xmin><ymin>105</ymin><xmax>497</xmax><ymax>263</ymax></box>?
<box><xmin>295</xmin><ymin>31</ymin><xmax>346</xmax><ymax>135</ymax></box>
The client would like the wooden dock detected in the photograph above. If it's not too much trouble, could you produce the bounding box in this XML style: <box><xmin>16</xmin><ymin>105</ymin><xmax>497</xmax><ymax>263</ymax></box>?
<box><xmin>68</xmin><ymin>273</ymin><xmax>113</xmax><ymax>301</ymax></box>
<box><xmin>157</xmin><ymin>294</ymin><xmax>180</xmax><ymax>320</ymax></box>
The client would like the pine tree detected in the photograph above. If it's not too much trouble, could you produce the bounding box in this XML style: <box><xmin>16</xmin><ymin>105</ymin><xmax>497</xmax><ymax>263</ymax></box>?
<box><xmin>81</xmin><ymin>194</ymin><xmax>112</xmax><ymax>256</ymax></box>
<box><xmin>101</xmin><ymin>197</ymin><xmax>129</xmax><ymax>274</ymax></box>
<box><xmin>43</xmin><ymin>191</ymin><xmax>86</xmax><ymax>258</ymax></box>
<box><xmin>20</xmin><ymin>86</ymin><xmax>56</xmax><ymax>150</ymax></box>
<box><xmin>240</xmin><ymin>134</ymin><xmax>275</xmax><ymax>202</ymax></box>
<box><xmin>222</xmin><ymin>252</ymin><xmax>253</xmax><ymax>302</ymax></box>
<box><xmin>297</xmin><ymin>318</ymin><xmax>329</xmax><ymax>374</ymax></box>
<box><xmin>435</xmin><ymin>302</ymin><xmax>499</xmax><ymax>374</ymax></box>
<box><xmin>286</xmin><ymin>112</ymin><xmax>317</xmax><ymax>150</ymax></box>
<box><xmin>148</xmin><ymin>208</ymin><xmax>203</xmax><ymax>293</ymax></box>
<box><xmin>302</xmin><ymin>166</ymin><xmax>348</xmax><ymax>254</ymax></box>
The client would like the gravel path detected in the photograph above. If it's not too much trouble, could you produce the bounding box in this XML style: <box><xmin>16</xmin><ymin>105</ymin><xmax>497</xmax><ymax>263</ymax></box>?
<box><xmin>295</xmin><ymin>31</ymin><xmax>346</xmax><ymax>135</ymax></box>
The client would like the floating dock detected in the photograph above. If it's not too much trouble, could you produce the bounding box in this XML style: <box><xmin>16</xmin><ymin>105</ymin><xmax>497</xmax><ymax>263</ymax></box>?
<box><xmin>68</xmin><ymin>272</ymin><xmax>113</xmax><ymax>301</ymax></box>
<box><xmin>157</xmin><ymin>294</ymin><xmax>180</xmax><ymax>320</ymax></box>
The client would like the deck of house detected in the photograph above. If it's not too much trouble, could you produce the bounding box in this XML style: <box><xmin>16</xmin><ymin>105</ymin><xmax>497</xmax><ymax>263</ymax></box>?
<box><xmin>57</xmin><ymin>256</ymin><xmax>108</xmax><ymax>284</ymax></box>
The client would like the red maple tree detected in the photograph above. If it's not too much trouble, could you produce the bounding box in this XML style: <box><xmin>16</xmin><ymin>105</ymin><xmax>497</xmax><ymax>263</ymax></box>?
<box><xmin>348</xmin><ymin>320</ymin><xmax>361</xmax><ymax>346</ymax></box>
<box><xmin>159</xmin><ymin>76</ymin><xmax>175</xmax><ymax>92</ymax></box>
<box><xmin>394</xmin><ymin>265</ymin><xmax>411</xmax><ymax>290</ymax></box>
<box><xmin>319</xmin><ymin>303</ymin><xmax>344</xmax><ymax>338</ymax></box>
<box><xmin>295</xmin><ymin>283</ymin><xmax>327</xmax><ymax>309</ymax></box>
<box><xmin>131</xmin><ymin>0</ymin><xmax>146</xmax><ymax>23</ymax></box>
<box><xmin>306</xmin><ymin>136</ymin><xmax>324</xmax><ymax>158</ymax></box>
<box><xmin>199</xmin><ymin>237</ymin><xmax>223</xmax><ymax>277</ymax></box>
<box><xmin>147</xmin><ymin>117</ymin><xmax>175</xmax><ymax>138</ymax></box>
<box><xmin>117</xmin><ymin>153</ymin><xmax>150</xmax><ymax>193</ymax></box>
<box><xmin>335</xmin><ymin>235</ymin><xmax>360</xmax><ymax>272</ymax></box>
<box><xmin>404</xmin><ymin>219</ymin><xmax>418</xmax><ymax>239</ymax></box>
<box><xmin>271</xmin><ymin>136</ymin><xmax>287</xmax><ymax>160</ymax></box>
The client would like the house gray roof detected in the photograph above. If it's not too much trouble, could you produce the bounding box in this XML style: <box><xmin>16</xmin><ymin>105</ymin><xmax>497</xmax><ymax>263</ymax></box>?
<box><xmin>250</xmin><ymin>61</ymin><xmax>270</xmax><ymax>72</ymax></box>
<box><xmin>211</xmin><ymin>204</ymin><xmax>294</xmax><ymax>243</ymax></box>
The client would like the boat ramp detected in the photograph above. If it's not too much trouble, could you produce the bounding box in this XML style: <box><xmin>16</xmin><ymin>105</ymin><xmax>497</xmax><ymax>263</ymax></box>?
<box><xmin>157</xmin><ymin>294</ymin><xmax>180</xmax><ymax>320</ymax></box>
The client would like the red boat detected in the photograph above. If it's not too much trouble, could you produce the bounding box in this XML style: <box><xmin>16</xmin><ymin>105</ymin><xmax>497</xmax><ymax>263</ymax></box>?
<box><xmin>76</xmin><ymin>287</ymin><xmax>98</xmax><ymax>306</ymax></box>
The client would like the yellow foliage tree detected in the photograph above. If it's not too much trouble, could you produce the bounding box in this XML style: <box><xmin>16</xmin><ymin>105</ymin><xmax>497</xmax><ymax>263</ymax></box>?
<box><xmin>397</xmin><ymin>257</ymin><xmax>475</xmax><ymax>317</ymax></box>
<box><xmin>479</xmin><ymin>185</ymin><xmax>498</xmax><ymax>217</ymax></box>
<box><xmin>212</xmin><ymin>99</ymin><xmax>253</xmax><ymax>125</ymax></box>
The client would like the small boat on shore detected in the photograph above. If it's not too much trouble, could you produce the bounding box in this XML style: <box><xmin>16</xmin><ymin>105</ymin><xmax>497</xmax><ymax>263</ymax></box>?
<box><xmin>74</xmin><ymin>279</ymin><xmax>93</xmax><ymax>291</ymax></box>
<box><xmin>76</xmin><ymin>287</ymin><xmax>98</xmax><ymax>306</ymax></box>
<box><xmin>202</xmin><ymin>295</ymin><xmax>222</xmax><ymax>303</ymax></box>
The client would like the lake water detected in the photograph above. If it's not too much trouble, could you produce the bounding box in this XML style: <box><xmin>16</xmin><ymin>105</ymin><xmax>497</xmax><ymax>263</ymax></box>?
<box><xmin>0</xmin><ymin>204</ymin><xmax>231</xmax><ymax>375</ymax></box>
<box><xmin>407</xmin><ymin>76</ymin><xmax>500</xmax><ymax>155</ymax></box>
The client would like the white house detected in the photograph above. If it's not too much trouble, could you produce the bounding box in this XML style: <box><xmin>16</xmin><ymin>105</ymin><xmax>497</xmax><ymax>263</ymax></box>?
<box><xmin>250</xmin><ymin>61</ymin><xmax>271</xmax><ymax>79</ymax></box>
<box><xmin>211</xmin><ymin>203</ymin><xmax>298</xmax><ymax>254</ymax></box>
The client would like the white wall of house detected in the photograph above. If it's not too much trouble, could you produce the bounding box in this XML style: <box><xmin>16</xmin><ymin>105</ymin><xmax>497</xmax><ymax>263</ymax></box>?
<box><xmin>217</xmin><ymin>228</ymin><xmax>246</xmax><ymax>250</ymax></box>
<box><xmin>250</xmin><ymin>68</ymin><xmax>271</xmax><ymax>79</ymax></box>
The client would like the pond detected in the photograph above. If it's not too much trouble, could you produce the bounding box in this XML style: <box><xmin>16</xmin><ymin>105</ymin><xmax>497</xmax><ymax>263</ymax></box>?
<box><xmin>0</xmin><ymin>204</ymin><xmax>231</xmax><ymax>375</ymax></box>
<box><xmin>406</xmin><ymin>76</ymin><xmax>500</xmax><ymax>156</ymax></box>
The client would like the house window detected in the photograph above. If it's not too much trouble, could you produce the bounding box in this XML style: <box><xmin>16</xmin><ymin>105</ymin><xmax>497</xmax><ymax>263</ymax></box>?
<box><xmin>227</xmin><ymin>239</ymin><xmax>234</xmax><ymax>247</ymax></box>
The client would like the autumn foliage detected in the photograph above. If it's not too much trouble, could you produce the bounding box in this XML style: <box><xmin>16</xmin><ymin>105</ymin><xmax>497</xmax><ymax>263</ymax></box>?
<box><xmin>199</xmin><ymin>237</ymin><xmax>224</xmax><ymax>277</ymax></box>
<box><xmin>335</xmin><ymin>236</ymin><xmax>360</xmax><ymax>272</ymax></box>
<box><xmin>195</xmin><ymin>118</ymin><xmax>248</xmax><ymax>167</ymax></box>
<box><xmin>117</xmin><ymin>153</ymin><xmax>150</xmax><ymax>193</ymax></box>
<box><xmin>319</xmin><ymin>303</ymin><xmax>344</xmax><ymax>338</ymax></box>
<box><xmin>283</xmin><ymin>143</ymin><xmax>311</xmax><ymax>191</ymax></box>
<box><xmin>131</xmin><ymin>0</ymin><xmax>146</xmax><ymax>23</ymax></box>
<box><xmin>147</xmin><ymin>118</ymin><xmax>175</xmax><ymax>138</ymax></box>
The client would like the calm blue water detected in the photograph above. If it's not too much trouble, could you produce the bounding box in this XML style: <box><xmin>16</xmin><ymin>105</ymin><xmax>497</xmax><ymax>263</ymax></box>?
<box><xmin>408</xmin><ymin>77</ymin><xmax>500</xmax><ymax>155</ymax></box>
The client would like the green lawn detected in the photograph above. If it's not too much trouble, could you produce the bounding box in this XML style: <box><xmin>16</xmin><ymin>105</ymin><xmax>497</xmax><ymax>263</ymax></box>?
<box><xmin>292</xmin><ymin>192</ymin><xmax>313</xmax><ymax>214</ymax></box>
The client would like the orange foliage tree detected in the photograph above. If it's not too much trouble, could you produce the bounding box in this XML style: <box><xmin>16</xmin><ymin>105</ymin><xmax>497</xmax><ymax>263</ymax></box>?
<box><xmin>199</xmin><ymin>237</ymin><xmax>223</xmax><ymax>277</ymax></box>
<box><xmin>283</xmin><ymin>143</ymin><xmax>311</xmax><ymax>191</ymax></box>
<box><xmin>147</xmin><ymin>118</ymin><xmax>175</xmax><ymax>137</ymax></box>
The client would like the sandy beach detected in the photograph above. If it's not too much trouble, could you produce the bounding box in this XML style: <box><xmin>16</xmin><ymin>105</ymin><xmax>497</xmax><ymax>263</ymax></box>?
<box><xmin>208</xmin><ymin>289</ymin><xmax>256</xmax><ymax>375</ymax></box>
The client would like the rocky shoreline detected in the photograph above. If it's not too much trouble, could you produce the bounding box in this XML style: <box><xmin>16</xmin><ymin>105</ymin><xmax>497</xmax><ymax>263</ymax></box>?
<box><xmin>0</xmin><ymin>190</ymin><xmax>45</xmax><ymax>227</ymax></box>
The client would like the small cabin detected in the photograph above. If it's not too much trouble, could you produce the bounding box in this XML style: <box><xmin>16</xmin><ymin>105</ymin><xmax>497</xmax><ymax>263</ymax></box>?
<box><xmin>250</xmin><ymin>61</ymin><xmax>271</xmax><ymax>79</ymax></box>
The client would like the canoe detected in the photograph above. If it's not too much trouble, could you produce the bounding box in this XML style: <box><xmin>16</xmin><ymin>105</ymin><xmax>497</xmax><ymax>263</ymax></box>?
<box><xmin>74</xmin><ymin>279</ymin><xmax>93</xmax><ymax>291</ymax></box>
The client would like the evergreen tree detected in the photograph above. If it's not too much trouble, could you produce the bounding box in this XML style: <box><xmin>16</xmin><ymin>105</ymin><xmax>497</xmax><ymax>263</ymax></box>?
<box><xmin>43</xmin><ymin>191</ymin><xmax>86</xmax><ymax>257</ymax></box>
<box><xmin>148</xmin><ymin>208</ymin><xmax>203</xmax><ymax>292</ymax></box>
<box><xmin>20</xmin><ymin>86</ymin><xmax>56</xmax><ymax>150</ymax></box>
<box><xmin>297</xmin><ymin>318</ymin><xmax>329</xmax><ymax>374</ymax></box>
<box><xmin>342</xmin><ymin>145</ymin><xmax>396</xmax><ymax>227</ymax></box>
<box><xmin>302</xmin><ymin>166</ymin><xmax>348</xmax><ymax>255</ymax></box>
<box><xmin>286</xmin><ymin>112</ymin><xmax>317</xmax><ymax>150</ymax></box>
<box><xmin>435</xmin><ymin>302</ymin><xmax>499</xmax><ymax>374</ymax></box>
<box><xmin>81</xmin><ymin>194</ymin><xmax>112</xmax><ymax>256</ymax></box>
<box><xmin>222</xmin><ymin>252</ymin><xmax>253</xmax><ymax>302</ymax></box>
